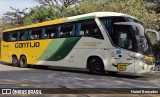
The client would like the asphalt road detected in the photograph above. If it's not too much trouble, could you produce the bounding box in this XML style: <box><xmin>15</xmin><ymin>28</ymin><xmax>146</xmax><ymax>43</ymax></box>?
<box><xmin>0</xmin><ymin>63</ymin><xmax>160</xmax><ymax>97</ymax></box>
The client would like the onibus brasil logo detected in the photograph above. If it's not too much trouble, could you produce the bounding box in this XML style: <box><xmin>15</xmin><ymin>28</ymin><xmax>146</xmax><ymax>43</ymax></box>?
<box><xmin>1</xmin><ymin>89</ymin><xmax>42</xmax><ymax>95</ymax></box>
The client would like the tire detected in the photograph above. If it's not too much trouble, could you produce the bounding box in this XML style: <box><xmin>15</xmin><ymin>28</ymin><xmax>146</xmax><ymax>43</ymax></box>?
<box><xmin>12</xmin><ymin>56</ymin><xmax>19</xmax><ymax>67</ymax></box>
<box><xmin>88</xmin><ymin>58</ymin><xmax>105</xmax><ymax>75</ymax></box>
<box><xmin>19</xmin><ymin>56</ymin><xmax>28</xmax><ymax>68</ymax></box>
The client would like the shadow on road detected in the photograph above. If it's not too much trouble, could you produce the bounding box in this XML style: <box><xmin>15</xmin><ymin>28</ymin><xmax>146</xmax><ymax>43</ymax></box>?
<box><xmin>0</xmin><ymin>62</ymin><xmax>147</xmax><ymax>80</ymax></box>
<box><xmin>0</xmin><ymin>62</ymin><xmax>12</xmax><ymax>66</ymax></box>
<box><xmin>33</xmin><ymin>65</ymin><xmax>147</xmax><ymax>80</ymax></box>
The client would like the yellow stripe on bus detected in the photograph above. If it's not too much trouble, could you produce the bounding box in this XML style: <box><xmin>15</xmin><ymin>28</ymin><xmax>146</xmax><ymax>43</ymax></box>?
<box><xmin>3</xmin><ymin>18</ymin><xmax>68</xmax><ymax>32</ymax></box>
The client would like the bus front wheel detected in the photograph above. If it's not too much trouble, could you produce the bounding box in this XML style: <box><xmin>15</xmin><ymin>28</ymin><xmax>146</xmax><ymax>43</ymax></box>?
<box><xmin>88</xmin><ymin>58</ymin><xmax>105</xmax><ymax>75</ymax></box>
<box><xmin>20</xmin><ymin>56</ymin><xmax>28</xmax><ymax>68</ymax></box>
<box><xmin>12</xmin><ymin>56</ymin><xmax>19</xmax><ymax>67</ymax></box>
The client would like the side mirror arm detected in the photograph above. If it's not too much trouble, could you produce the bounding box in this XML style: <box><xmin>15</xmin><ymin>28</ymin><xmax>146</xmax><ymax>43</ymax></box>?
<box><xmin>145</xmin><ymin>29</ymin><xmax>159</xmax><ymax>41</ymax></box>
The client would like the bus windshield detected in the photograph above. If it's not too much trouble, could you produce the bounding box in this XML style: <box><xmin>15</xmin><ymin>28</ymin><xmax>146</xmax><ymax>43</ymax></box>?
<box><xmin>126</xmin><ymin>17</ymin><xmax>153</xmax><ymax>55</ymax></box>
<box><xmin>100</xmin><ymin>16</ymin><xmax>153</xmax><ymax>55</ymax></box>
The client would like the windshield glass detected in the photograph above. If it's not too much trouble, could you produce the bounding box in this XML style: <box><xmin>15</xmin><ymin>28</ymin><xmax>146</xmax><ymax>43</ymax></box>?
<box><xmin>124</xmin><ymin>17</ymin><xmax>153</xmax><ymax>55</ymax></box>
<box><xmin>136</xmin><ymin>34</ymin><xmax>153</xmax><ymax>55</ymax></box>
<box><xmin>99</xmin><ymin>16</ymin><xmax>153</xmax><ymax>55</ymax></box>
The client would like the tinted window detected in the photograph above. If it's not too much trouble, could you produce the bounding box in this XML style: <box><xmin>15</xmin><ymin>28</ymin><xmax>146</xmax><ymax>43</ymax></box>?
<box><xmin>115</xmin><ymin>25</ymin><xmax>133</xmax><ymax>50</ymax></box>
<box><xmin>3</xmin><ymin>33</ymin><xmax>9</xmax><ymax>42</ymax></box>
<box><xmin>44</xmin><ymin>26</ymin><xmax>57</xmax><ymax>39</ymax></box>
<box><xmin>78</xmin><ymin>20</ymin><xmax>103</xmax><ymax>39</ymax></box>
<box><xmin>60</xmin><ymin>23</ymin><xmax>75</xmax><ymax>38</ymax></box>
<box><xmin>126</xmin><ymin>17</ymin><xmax>143</xmax><ymax>25</ymax></box>
<box><xmin>100</xmin><ymin>18</ymin><xmax>112</xmax><ymax>35</ymax></box>
<box><xmin>30</xmin><ymin>28</ymin><xmax>42</xmax><ymax>40</ymax></box>
<box><xmin>20</xmin><ymin>30</ymin><xmax>28</xmax><ymax>40</ymax></box>
<box><xmin>10</xmin><ymin>32</ymin><xmax>18</xmax><ymax>41</ymax></box>
<box><xmin>100</xmin><ymin>17</ymin><xmax>126</xmax><ymax>36</ymax></box>
<box><xmin>100</xmin><ymin>17</ymin><xmax>127</xmax><ymax>45</ymax></box>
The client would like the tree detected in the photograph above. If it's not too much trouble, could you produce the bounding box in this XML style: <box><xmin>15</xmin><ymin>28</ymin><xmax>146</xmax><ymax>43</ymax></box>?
<box><xmin>24</xmin><ymin>5</ymin><xmax>58</xmax><ymax>25</ymax></box>
<box><xmin>35</xmin><ymin>0</ymin><xmax>82</xmax><ymax>7</ymax></box>
<box><xmin>35</xmin><ymin>0</ymin><xmax>82</xmax><ymax>16</ymax></box>
<box><xmin>24</xmin><ymin>0</ymin><xmax>83</xmax><ymax>25</ymax></box>
<box><xmin>78</xmin><ymin>0</ymin><xmax>160</xmax><ymax>32</ymax></box>
<box><xmin>145</xmin><ymin>0</ymin><xmax>160</xmax><ymax>13</ymax></box>
<box><xmin>0</xmin><ymin>18</ymin><xmax>14</xmax><ymax>31</ymax></box>
<box><xmin>2</xmin><ymin>7</ymin><xmax>28</xmax><ymax>27</ymax></box>
<box><xmin>2</xmin><ymin>0</ymin><xmax>160</xmax><ymax>32</ymax></box>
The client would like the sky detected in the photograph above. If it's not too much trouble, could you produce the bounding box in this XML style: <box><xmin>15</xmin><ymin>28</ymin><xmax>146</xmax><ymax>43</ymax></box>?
<box><xmin>0</xmin><ymin>0</ymin><xmax>40</xmax><ymax>18</ymax></box>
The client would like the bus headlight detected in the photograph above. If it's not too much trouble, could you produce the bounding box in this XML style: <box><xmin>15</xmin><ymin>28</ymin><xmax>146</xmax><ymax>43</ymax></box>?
<box><xmin>144</xmin><ymin>56</ymin><xmax>154</xmax><ymax>63</ymax></box>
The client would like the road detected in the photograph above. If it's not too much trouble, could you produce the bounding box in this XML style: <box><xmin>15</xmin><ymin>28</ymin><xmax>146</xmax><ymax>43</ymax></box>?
<box><xmin>0</xmin><ymin>62</ymin><xmax>160</xmax><ymax>97</ymax></box>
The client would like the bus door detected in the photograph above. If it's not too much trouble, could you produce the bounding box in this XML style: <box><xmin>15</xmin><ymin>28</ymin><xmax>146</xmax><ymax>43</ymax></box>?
<box><xmin>110</xmin><ymin>24</ymin><xmax>135</xmax><ymax>73</ymax></box>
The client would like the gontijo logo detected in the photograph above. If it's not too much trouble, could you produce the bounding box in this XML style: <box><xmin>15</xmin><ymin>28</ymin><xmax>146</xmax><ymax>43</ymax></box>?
<box><xmin>15</xmin><ymin>42</ymin><xmax>40</xmax><ymax>48</ymax></box>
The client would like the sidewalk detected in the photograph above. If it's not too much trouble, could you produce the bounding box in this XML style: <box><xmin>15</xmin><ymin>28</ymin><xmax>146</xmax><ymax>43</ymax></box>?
<box><xmin>0</xmin><ymin>63</ymin><xmax>30</xmax><ymax>71</ymax></box>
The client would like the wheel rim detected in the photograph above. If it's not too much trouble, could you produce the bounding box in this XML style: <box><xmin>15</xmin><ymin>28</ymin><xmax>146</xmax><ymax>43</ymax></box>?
<box><xmin>20</xmin><ymin>58</ymin><xmax>25</xmax><ymax>66</ymax></box>
<box><xmin>12</xmin><ymin>59</ymin><xmax>18</xmax><ymax>65</ymax></box>
<box><xmin>93</xmin><ymin>62</ymin><xmax>102</xmax><ymax>71</ymax></box>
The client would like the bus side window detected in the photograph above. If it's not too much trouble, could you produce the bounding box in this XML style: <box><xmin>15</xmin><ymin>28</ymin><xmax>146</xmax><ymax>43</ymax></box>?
<box><xmin>20</xmin><ymin>30</ymin><xmax>28</xmax><ymax>40</ymax></box>
<box><xmin>2</xmin><ymin>33</ymin><xmax>9</xmax><ymax>42</ymax></box>
<box><xmin>10</xmin><ymin>32</ymin><xmax>18</xmax><ymax>41</ymax></box>
<box><xmin>44</xmin><ymin>26</ymin><xmax>57</xmax><ymax>39</ymax></box>
<box><xmin>28</xmin><ymin>29</ymin><xmax>32</xmax><ymax>39</ymax></box>
<box><xmin>31</xmin><ymin>28</ymin><xmax>42</xmax><ymax>40</ymax></box>
<box><xmin>79</xmin><ymin>19</ymin><xmax>103</xmax><ymax>39</ymax></box>
<box><xmin>76</xmin><ymin>23</ymin><xmax>83</xmax><ymax>36</ymax></box>
<box><xmin>60</xmin><ymin>23</ymin><xmax>75</xmax><ymax>38</ymax></box>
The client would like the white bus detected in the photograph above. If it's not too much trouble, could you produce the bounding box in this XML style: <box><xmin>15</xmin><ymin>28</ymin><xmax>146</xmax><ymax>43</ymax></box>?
<box><xmin>1</xmin><ymin>12</ymin><xmax>159</xmax><ymax>74</ymax></box>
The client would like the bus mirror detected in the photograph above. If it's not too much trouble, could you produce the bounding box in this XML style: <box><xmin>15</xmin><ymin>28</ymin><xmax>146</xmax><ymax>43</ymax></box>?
<box><xmin>145</xmin><ymin>29</ymin><xmax>159</xmax><ymax>41</ymax></box>
<box><xmin>114</xmin><ymin>22</ymin><xmax>144</xmax><ymax>36</ymax></box>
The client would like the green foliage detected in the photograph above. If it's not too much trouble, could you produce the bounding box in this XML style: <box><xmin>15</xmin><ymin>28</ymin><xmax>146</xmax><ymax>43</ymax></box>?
<box><xmin>24</xmin><ymin>5</ymin><xmax>58</xmax><ymax>25</ymax></box>
<box><xmin>78</xmin><ymin>0</ymin><xmax>160</xmax><ymax>32</ymax></box>
<box><xmin>0</xmin><ymin>18</ymin><xmax>15</xmax><ymax>31</ymax></box>
<box><xmin>145</xmin><ymin>0</ymin><xmax>160</xmax><ymax>13</ymax></box>
<box><xmin>1</xmin><ymin>0</ymin><xmax>160</xmax><ymax>36</ymax></box>
<box><xmin>2</xmin><ymin>7</ymin><xmax>27</xmax><ymax>27</ymax></box>
<box><xmin>153</xmin><ymin>41</ymin><xmax>160</xmax><ymax>61</ymax></box>
<box><xmin>24</xmin><ymin>0</ymin><xmax>82</xmax><ymax>25</ymax></box>
<box><xmin>4</xmin><ymin>0</ymin><xmax>159</xmax><ymax>32</ymax></box>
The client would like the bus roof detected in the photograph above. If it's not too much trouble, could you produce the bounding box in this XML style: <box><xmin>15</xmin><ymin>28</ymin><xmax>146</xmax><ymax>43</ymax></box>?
<box><xmin>3</xmin><ymin>12</ymin><xmax>136</xmax><ymax>32</ymax></box>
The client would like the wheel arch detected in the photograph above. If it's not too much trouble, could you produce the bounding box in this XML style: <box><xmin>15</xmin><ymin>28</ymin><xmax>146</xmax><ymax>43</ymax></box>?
<box><xmin>20</xmin><ymin>54</ymin><xmax>27</xmax><ymax>61</ymax></box>
<box><xmin>86</xmin><ymin>55</ymin><xmax>104</xmax><ymax>69</ymax></box>
<box><xmin>11</xmin><ymin>54</ymin><xmax>18</xmax><ymax>61</ymax></box>
<box><xmin>12</xmin><ymin>54</ymin><xmax>18</xmax><ymax>57</ymax></box>
<box><xmin>20</xmin><ymin>54</ymin><xmax>26</xmax><ymax>58</ymax></box>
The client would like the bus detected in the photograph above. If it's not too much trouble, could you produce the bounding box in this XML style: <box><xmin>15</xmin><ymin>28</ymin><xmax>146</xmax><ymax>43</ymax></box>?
<box><xmin>1</xmin><ymin>12</ymin><xmax>159</xmax><ymax>74</ymax></box>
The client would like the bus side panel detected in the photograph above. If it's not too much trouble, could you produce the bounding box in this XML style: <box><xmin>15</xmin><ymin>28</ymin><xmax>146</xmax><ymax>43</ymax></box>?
<box><xmin>1</xmin><ymin>41</ymin><xmax>11</xmax><ymax>63</ymax></box>
<box><xmin>81</xmin><ymin>37</ymin><xmax>110</xmax><ymax>71</ymax></box>
<box><xmin>134</xmin><ymin>53</ymin><xmax>154</xmax><ymax>73</ymax></box>
<box><xmin>36</xmin><ymin>38</ymin><xmax>81</xmax><ymax>67</ymax></box>
<box><xmin>109</xmin><ymin>49</ymin><xmax>135</xmax><ymax>73</ymax></box>
<box><xmin>62</xmin><ymin>48</ymin><xmax>83</xmax><ymax>68</ymax></box>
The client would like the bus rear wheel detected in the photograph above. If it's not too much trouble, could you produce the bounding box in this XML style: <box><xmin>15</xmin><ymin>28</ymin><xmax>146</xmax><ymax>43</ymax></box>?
<box><xmin>88</xmin><ymin>58</ymin><xmax>105</xmax><ymax>75</ymax></box>
<box><xmin>20</xmin><ymin>56</ymin><xmax>28</xmax><ymax>68</ymax></box>
<box><xmin>12</xmin><ymin>56</ymin><xmax>19</xmax><ymax>67</ymax></box>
